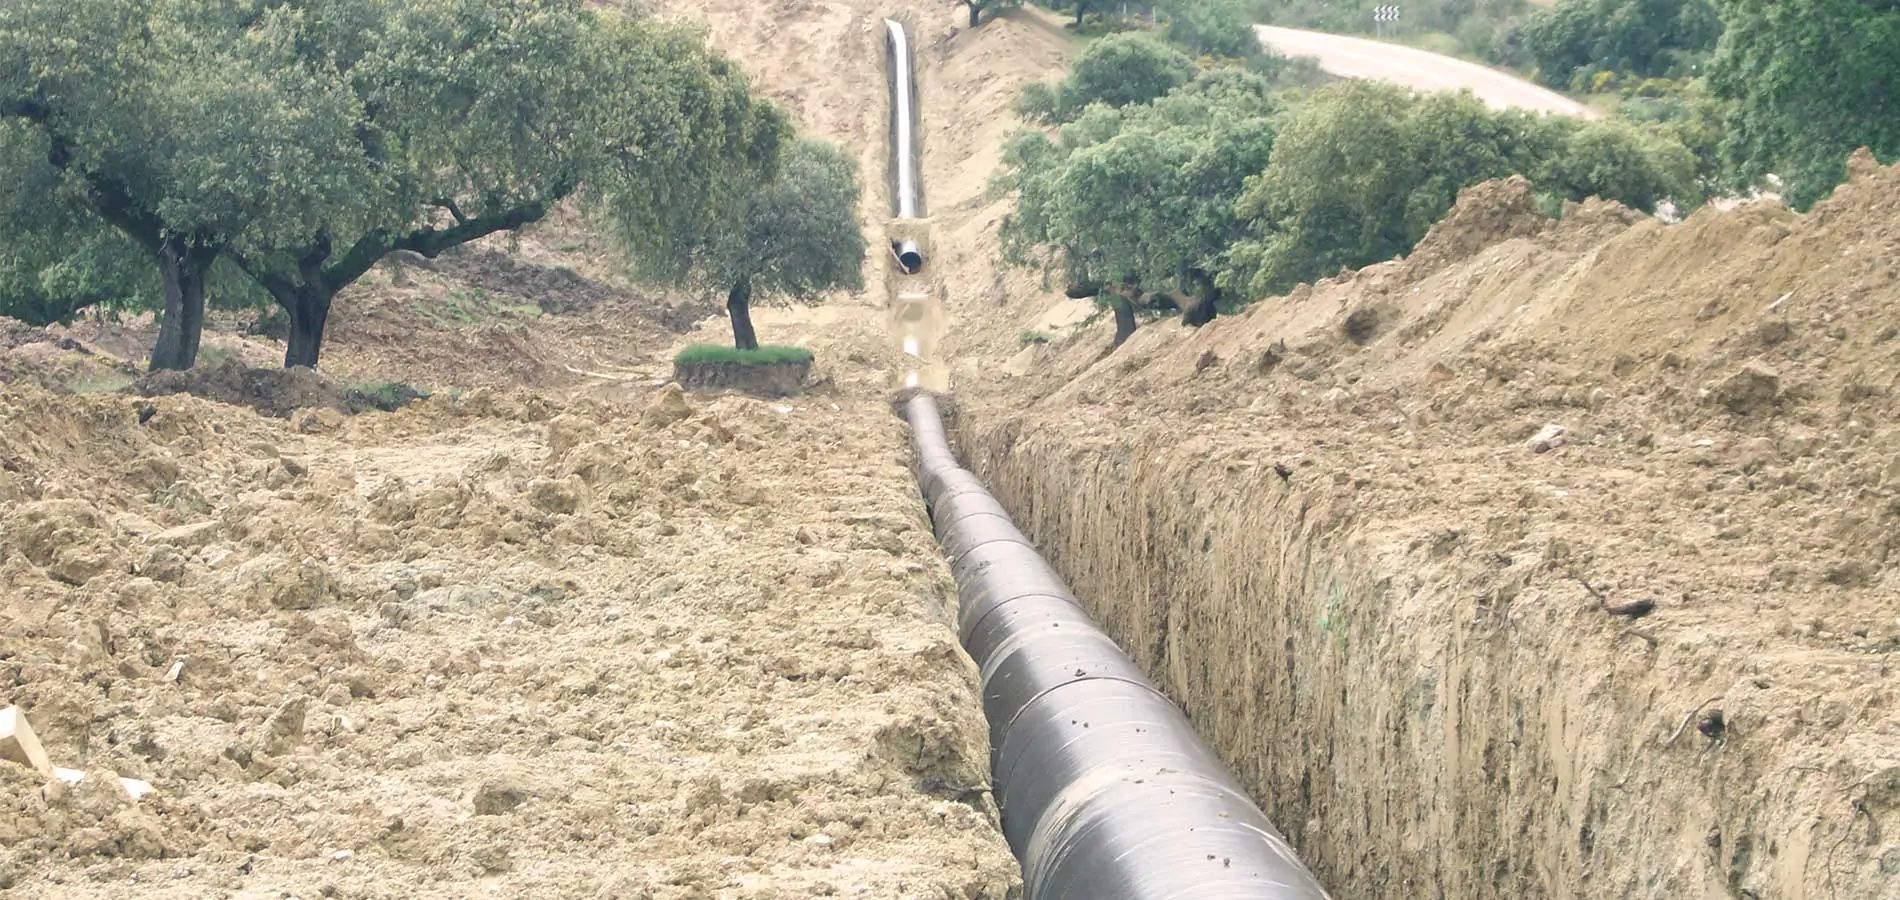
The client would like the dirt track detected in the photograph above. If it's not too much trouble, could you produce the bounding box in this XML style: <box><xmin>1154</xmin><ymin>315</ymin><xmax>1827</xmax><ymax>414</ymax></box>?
<box><xmin>1252</xmin><ymin>24</ymin><xmax>1595</xmax><ymax>116</ymax></box>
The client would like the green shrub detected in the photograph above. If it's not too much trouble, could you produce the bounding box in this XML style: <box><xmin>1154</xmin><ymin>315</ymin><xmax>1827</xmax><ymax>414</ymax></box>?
<box><xmin>673</xmin><ymin>343</ymin><xmax>815</xmax><ymax>366</ymax></box>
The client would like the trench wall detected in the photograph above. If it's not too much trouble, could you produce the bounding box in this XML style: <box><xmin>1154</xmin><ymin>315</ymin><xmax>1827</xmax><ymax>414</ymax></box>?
<box><xmin>952</xmin><ymin>415</ymin><xmax>1871</xmax><ymax>900</ymax></box>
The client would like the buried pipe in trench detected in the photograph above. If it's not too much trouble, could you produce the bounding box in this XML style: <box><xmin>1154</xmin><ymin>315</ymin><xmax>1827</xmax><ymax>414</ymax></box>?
<box><xmin>901</xmin><ymin>390</ymin><xmax>1333</xmax><ymax>900</ymax></box>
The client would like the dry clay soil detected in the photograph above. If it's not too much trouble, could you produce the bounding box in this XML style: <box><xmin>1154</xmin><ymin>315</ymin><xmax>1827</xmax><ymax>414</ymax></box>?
<box><xmin>0</xmin><ymin>0</ymin><xmax>1031</xmax><ymax>897</ymax></box>
<box><xmin>5</xmin><ymin>1</ymin><xmax>1900</xmax><ymax>899</ymax></box>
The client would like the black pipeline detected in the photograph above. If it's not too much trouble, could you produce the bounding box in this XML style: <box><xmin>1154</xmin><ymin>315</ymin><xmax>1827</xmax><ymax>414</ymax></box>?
<box><xmin>902</xmin><ymin>391</ymin><xmax>1333</xmax><ymax>900</ymax></box>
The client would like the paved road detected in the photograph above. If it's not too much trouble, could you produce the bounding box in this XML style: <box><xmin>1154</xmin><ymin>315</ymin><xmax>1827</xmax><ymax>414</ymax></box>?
<box><xmin>1256</xmin><ymin>25</ymin><xmax>1595</xmax><ymax>118</ymax></box>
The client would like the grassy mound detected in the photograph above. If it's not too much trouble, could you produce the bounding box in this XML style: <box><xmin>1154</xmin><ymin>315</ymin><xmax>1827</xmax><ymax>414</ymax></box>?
<box><xmin>673</xmin><ymin>343</ymin><xmax>814</xmax><ymax>366</ymax></box>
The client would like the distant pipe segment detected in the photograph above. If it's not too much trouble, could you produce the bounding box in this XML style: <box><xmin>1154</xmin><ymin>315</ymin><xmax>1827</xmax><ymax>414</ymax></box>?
<box><xmin>885</xmin><ymin>18</ymin><xmax>917</xmax><ymax>220</ymax></box>
<box><xmin>885</xmin><ymin>19</ymin><xmax>926</xmax><ymax>275</ymax></box>
<box><xmin>901</xmin><ymin>391</ymin><xmax>1333</xmax><ymax>900</ymax></box>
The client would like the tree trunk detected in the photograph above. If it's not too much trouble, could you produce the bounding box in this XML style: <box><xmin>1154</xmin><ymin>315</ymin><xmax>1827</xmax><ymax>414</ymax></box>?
<box><xmin>967</xmin><ymin>0</ymin><xmax>982</xmax><ymax>27</ymax></box>
<box><xmin>1109</xmin><ymin>291</ymin><xmax>1137</xmax><ymax>347</ymax></box>
<box><xmin>727</xmin><ymin>278</ymin><xmax>759</xmax><ymax>351</ymax></box>
<box><xmin>281</xmin><ymin>286</ymin><xmax>335</xmax><ymax>369</ymax></box>
<box><xmin>1074</xmin><ymin>2</ymin><xmax>1086</xmax><ymax>27</ymax></box>
<box><xmin>1183</xmin><ymin>268</ymin><xmax>1220</xmax><ymax>327</ymax></box>
<box><xmin>149</xmin><ymin>242</ymin><xmax>214</xmax><ymax>372</ymax></box>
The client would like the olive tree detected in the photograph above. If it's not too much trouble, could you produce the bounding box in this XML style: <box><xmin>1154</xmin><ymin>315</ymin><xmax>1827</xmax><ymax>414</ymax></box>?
<box><xmin>614</xmin><ymin>138</ymin><xmax>866</xmax><ymax>350</ymax></box>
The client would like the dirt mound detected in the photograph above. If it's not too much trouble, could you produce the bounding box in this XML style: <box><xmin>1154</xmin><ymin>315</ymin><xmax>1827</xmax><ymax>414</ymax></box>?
<box><xmin>1401</xmin><ymin>175</ymin><xmax>1551</xmax><ymax>273</ymax></box>
<box><xmin>1</xmin><ymin>360</ymin><xmax>1017</xmax><ymax>895</ymax></box>
<box><xmin>129</xmin><ymin>358</ymin><xmax>353</xmax><ymax>418</ymax></box>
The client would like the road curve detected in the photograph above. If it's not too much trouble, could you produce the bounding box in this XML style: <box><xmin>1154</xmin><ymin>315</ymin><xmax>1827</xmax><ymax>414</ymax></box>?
<box><xmin>1256</xmin><ymin>25</ymin><xmax>1596</xmax><ymax>118</ymax></box>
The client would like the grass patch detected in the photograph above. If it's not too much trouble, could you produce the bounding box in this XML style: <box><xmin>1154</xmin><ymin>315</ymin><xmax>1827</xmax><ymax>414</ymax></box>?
<box><xmin>1019</xmin><ymin>330</ymin><xmax>1053</xmax><ymax>344</ymax></box>
<box><xmin>68</xmin><ymin>369</ymin><xmax>139</xmax><ymax>395</ymax></box>
<box><xmin>674</xmin><ymin>343</ymin><xmax>814</xmax><ymax>367</ymax></box>
<box><xmin>342</xmin><ymin>380</ymin><xmax>430</xmax><ymax>413</ymax></box>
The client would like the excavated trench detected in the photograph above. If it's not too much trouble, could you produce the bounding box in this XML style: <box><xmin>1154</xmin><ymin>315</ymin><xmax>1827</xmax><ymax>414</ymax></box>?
<box><xmin>883</xmin><ymin>18</ymin><xmax>1329</xmax><ymax>900</ymax></box>
<box><xmin>878</xmin><ymin>12</ymin><xmax>1898</xmax><ymax>900</ymax></box>
<box><xmin>944</xmin><ymin>406</ymin><xmax>1900</xmax><ymax>900</ymax></box>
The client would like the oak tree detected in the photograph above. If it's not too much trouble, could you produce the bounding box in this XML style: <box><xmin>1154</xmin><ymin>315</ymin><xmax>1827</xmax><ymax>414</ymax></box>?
<box><xmin>614</xmin><ymin>138</ymin><xmax>866</xmax><ymax>351</ymax></box>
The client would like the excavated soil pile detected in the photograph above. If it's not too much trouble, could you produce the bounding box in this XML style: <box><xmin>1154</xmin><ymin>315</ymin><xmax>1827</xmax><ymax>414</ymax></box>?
<box><xmin>950</xmin><ymin>153</ymin><xmax>1900</xmax><ymax>899</ymax></box>
<box><xmin>0</xmin><ymin>1</ymin><xmax>1022</xmax><ymax>880</ymax></box>
<box><xmin>0</xmin><ymin>373</ymin><xmax>1017</xmax><ymax>897</ymax></box>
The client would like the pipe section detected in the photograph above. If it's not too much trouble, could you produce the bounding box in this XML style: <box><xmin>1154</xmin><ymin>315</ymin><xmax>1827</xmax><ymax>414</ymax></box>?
<box><xmin>893</xmin><ymin>239</ymin><xmax>924</xmax><ymax>274</ymax></box>
<box><xmin>884</xmin><ymin>18</ymin><xmax>919</xmax><ymax>220</ymax></box>
<box><xmin>903</xmin><ymin>391</ymin><xmax>1332</xmax><ymax>900</ymax></box>
<box><xmin>884</xmin><ymin>18</ymin><xmax>927</xmax><ymax>274</ymax></box>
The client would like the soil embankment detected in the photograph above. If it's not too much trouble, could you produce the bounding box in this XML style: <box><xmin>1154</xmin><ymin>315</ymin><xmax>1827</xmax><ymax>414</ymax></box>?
<box><xmin>950</xmin><ymin>163</ymin><xmax>1900</xmax><ymax>897</ymax></box>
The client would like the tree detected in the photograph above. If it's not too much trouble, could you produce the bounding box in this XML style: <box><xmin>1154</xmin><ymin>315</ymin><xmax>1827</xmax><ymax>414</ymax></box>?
<box><xmin>1708</xmin><ymin>0</ymin><xmax>1900</xmax><ymax>208</ymax></box>
<box><xmin>1020</xmin><ymin>32</ymin><xmax>1199</xmax><ymax>123</ymax></box>
<box><xmin>1522</xmin><ymin>0</ymin><xmax>1725</xmax><ymax>89</ymax></box>
<box><xmin>3</xmin><ymin>0</ymin><xmax>387</xmax><ymax>370</ymax></box>
<box><xmin>616</xmin><ymin>139</ymin><xmax>866</xmax><ymax>350</ymax></box>
<box><xmin>227</xmin><ymin>2</ymin><xmax>785</xmax><ymax>368</ymax></box>
<box><xmin>4</xmin><ymin>0</ymin><xmax>784</xmax><ymax>371</ymax></box>
<box><xmin>0</xmin><ymin>124</ymin><xmax>158</xmax><ymax>325</ymax></box>
<box><xmin>1225</xmin><ymin>80</ymin><xmax>1697</xmax><ymax>297</ymax></box>
<box><xmin>1158</xmin><ymin>0</ymin><xmax>1264</xmax><ymax>59</ymax></box>
<box><xmin>996</xmin><ymin>68</ymin><xmax>1278</xmax><ymax>341</ymax></box>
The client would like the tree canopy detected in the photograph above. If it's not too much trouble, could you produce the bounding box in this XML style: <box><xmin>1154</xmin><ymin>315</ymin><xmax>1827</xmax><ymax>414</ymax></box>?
<box><xmin>1227</xmin><ymin>81</ymin><xmax>1696</xmax><ymax>295</ymax></box>
<box><xmin>1017</xmin><ymin>32</ymin><xmax>1200</xmax><ymax>124</ymax></box>
<box><xmin>1</xmin><ymin>0</ymin><xmax>784</xmax><ymax>370</ymax></box>
<box><xmin>0</xmin><ymin>124</ymin><xmax>159</xmax><ymax>326</ymax></box>
<box><xmin>614</xmin><ymin>138</ymin><xmax>866</xmax><ymax>350</ymax></box>
<box><xmin>1707</xmin><ymin>0</ymin><xmax>1900</xmax><ymax>209</ymax></box>
<box><xmin>1522</xmin><ymin>0</ymin><xmax>1724</xmax><ymax>89</ymax></box>
<box><xmin>999</xmin><ymin>68</ymin><xmax>1278</xmax><ymax>324</ymax></box>
<box><xmin>997</xmin><ymin>68</ymin><xmax>1699</xmax><ymax>341</ymax></box>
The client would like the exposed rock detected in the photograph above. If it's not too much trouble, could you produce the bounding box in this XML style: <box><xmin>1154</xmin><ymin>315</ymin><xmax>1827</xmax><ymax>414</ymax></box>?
<box><xmin>1712</xmin><ymin>362</ymin><xmax>1782</xmax><ymax>415</ymax></box>
<box><xmin>1527</xmin><ymin>424</ymin><xmax>1569</xmax><ymax>454</ymax></box>
<box><xmin>641</xmin><ymin>383</ymin><xmax>694</xmax><ymax>427</ymax></box>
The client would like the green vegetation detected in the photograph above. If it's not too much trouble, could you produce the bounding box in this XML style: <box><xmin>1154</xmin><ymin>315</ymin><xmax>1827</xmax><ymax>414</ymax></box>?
<box><xmin>1</xmin><ymin>0</ymin><xmax>785</xmax><ymax>372</ymax></box>
<box><xmin>1259</xmin><ymin>0</ymin><xmax>1898</xmax><ymax>207</ymax></box>
<box><xmin>999</xmin><ymin>67</ymin><xmax>1280</xmax><ymax>338</ymax></box>
<box><xmin>997</xmin><ymin>63</ymin><xmax>1695</xmax><ymax>343</ymax></box>
<box><xmin>996</xmin><ymin>0</ymin><xmax>1900</xmax><ymax>351</ymax></box>
<box><xmin>1226</xmin><ymin>82</ymin><xmax>1694</xmax><ymax>296</ymax></box>
<box><xmin>1017</xmin><ymin>33</ymin><xmax>1201</xmax><ymax>123</ymax></box>
<box><xmin>673</xmin><ymin>343</ymin><xmax>815</xmax><ymax>366</ymax></box>
<box><xmin>1522</xmin><ymin>0</ymin><xmax>1723</xmax><ymax>89</ymax></box>
<box><xmin>612</xmin><ymin>139</ymin><xmax>866</xmax><ymax>351</ymax></box>
<box><xmin>1707</xmin><ymin>0</ymin><xmax>1900</xmax><ymax>209</ymax></box>
<box><xmin>343</xmin><ymin>380</ymin><xmax>429</xmax><ymax>413</ymax></box>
